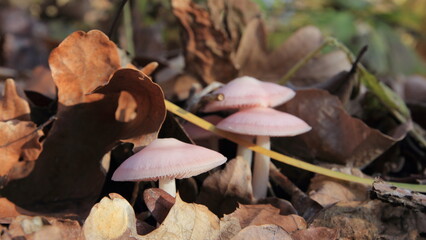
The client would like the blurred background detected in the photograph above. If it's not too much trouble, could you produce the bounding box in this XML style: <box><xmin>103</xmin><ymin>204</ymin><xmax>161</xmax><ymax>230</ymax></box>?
<box><xmin>1</xmin><ymin>0</ymin><xmax>426</xmax><ymax>77</ymax></box>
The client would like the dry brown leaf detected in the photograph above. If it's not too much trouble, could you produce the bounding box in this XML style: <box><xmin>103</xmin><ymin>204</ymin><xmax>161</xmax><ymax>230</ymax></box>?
<box><xmin>308</xmin><ymin>166</ymin><xmax>369</xmax><ymax>207</ymax></box>
<box><xmin>172</xmin><ymin>0</ymin><xmax>238</xmax><ymax>84</ymax></box>
<box><xmin>1</xmin><ymin>32</ymin><xmax>166</xmax><ymax>213</ymax></box>
<box><xmin>145</xmin><ymin>194</ymin><xmax>221</xmax><ymax>240</ymax></box>
<box><xmin>207</xmin><ymin>0</ymin><xmax>260</xmax><ymax>50</ymax></box>
<box><xmin>143</xmin><ymin>188</ymin><xmax>175</xmax><ymax>224</ymax></box>
<box><xmin>230</xmin><ymin>224</ymin><xmax>293</xmax><ymax>240</ymax></box>
<box><xmin>291</xmin><ymin>227</ymin><xmax>339</xmax><ymax>240</ymax></box>
<box><xmin>197</xmin><ymin>157</ymin><xmax>254</xmax><ymax>216</ymax></box>
<box><xmin>225</xmin><ymin>204</ymin><xmax>306</xmax><ymax>233</ymax></box>
<box><xmin>83</xmin><ymin>193</ymin><xmax>140</xmax><ymax>240</ymax></box>
<box><xmin>0</xmin><ymin>78</ymin><xmax>31</xmax><ymax>121</ymax></box>
<box><xmin>49</xmin><ymin>30</ymin><xmax>120</xmax><ymax>106</ymax></box>
<box><xmin>0</xmin><ymin>120</ymin><xmax>42</xmax><ymax>186</ymax></box>
<box><xmin>235</xmin><ymin>21</ymin><xmax>323</xmax><ymax>81</ymax></box>
<box><xmin>275</xmin><ymin>89</ymin><xmax>408</xmax><ymax>167</ymax></box>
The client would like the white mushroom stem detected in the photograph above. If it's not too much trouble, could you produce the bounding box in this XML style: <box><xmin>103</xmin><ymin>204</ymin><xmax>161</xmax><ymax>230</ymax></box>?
<box><xmin>252</xmin><ymin>135</ymin><xmax>270</xmax><ymax>200</ymax></box>
<box><xmin>159</xmin><ymin>178</ymin><xmax>176</xmax><ymax>197</ymax></box>
<box><xmin>237</xmin><ymin>145</ymin><xmax>252</xmax><ymax>166</ymax></box>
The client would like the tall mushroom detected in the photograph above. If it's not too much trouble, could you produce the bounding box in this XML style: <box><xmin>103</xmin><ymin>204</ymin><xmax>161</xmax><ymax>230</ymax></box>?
<box><xmin>216</xmin><ymin>107</ymin><xmax>311</xmax><ymax>200</ymax></box>
<box><xmin>203</xmin><ymin>76</ymin><xmax>295</xmax><ymax>164</ymax></box>
<box><xmin>112</xmin><ymin>138</ymin><xmax>227</xmax><ymax>197</ymax></box>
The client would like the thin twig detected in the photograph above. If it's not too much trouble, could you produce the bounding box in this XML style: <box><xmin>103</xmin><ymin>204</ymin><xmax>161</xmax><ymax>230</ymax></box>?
<box><xmin>0</xmin><ymin>116</ymin><xmax>57</xmax><ymax>148</ymax></box>
<box><xmin>108</xmin><ymin>0</ymin><xmax>129</xmax><ymax>39</ymax></box>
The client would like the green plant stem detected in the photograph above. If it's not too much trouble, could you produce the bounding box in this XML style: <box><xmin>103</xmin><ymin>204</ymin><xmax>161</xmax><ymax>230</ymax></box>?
<box><xmin>328</xmin><ymin>37</ymin><xmax>426</xmax><ymax>148</ymax></box>
<box><xmin>123</xmin><ymin>0</ymin><xmax>135</xmax><ymax>58</ymax></box>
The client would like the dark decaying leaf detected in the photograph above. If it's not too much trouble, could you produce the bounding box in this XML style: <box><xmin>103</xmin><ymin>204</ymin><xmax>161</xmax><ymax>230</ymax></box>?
<box><xmin>197</xmin><ymin>157</ymin><xmax>254</xmax><ymax>216</ymax></box>
<box><xmin>171</xmin><ymin>0</ymin><xmax>238</xmax><ymax>84</ymax></box>
<box><xmin>269</xmin><ymin>163</ymin><xmax>322</xmax><ymax>221</ymax></box>
<box><xmin>1</xmin><ymin>30</ymin><xmax>166</xmax><ymax>213</ymax></box>
<box><xmin>143</xmin><ymin>188</ymin><xmax>176</xmax><ymax>224</ymax></box>
<box><xmin>274</xmin><ymin>89</ymin><xmax>409</xmax><ymax>167</ymax></box>
<box><xmin>311</xmin><ymin>200</ymin><xmax>426</xmax><ymax>239</ymax></box>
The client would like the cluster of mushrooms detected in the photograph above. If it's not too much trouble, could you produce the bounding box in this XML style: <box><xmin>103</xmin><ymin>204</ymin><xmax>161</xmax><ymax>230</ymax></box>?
<box><xmin>112</xmin><ymin>76</ymin><xmax>311</xmax><ymax>201</ymax></box>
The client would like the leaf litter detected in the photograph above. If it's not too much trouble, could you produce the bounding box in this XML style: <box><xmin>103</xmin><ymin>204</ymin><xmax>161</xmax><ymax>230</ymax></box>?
<box><xmin>1</xmin><ymin>0</ymin><xmax>426</xmax><ymax>239</ymax></box>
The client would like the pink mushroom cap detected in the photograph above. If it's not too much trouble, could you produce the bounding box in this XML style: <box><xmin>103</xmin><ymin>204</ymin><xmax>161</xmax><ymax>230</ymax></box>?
<box><xmin>216</xmin><ymin>107</ymin><xmax>311</xmax><ymax>136</ymax></box>
<box><xmin>203</xmin><ymin>76</ymin><xmax>295</xmax><ymax>112</ymax></box>
<box><xmin>112</xmin><ymin>138</ymin><xmax>227</xmax><ymax>181</ymax></box>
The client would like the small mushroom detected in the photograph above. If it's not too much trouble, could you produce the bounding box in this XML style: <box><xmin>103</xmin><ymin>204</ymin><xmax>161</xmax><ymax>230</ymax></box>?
<box><xmin>202</xmin><ymin>76</ymin><xmax>295</xmax><ymax>112</ymax></box>
<box><xmin>216</xmin><ymin>107</ymin><xmax>311</xmax><ymax>200</ymax></box>
<box><xmin>112</xmin><ymin>138</ymin><xmax>227</xmax><ymax>197</ymax></box>
<box><xmin>202</xmin><ymin>76</ymin><xmax>295</xmax><ymax>165</ymax></box>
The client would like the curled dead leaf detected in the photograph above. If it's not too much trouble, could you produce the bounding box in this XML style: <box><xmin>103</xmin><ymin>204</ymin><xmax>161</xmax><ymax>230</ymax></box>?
<box><xmin>308</xmin><ymin>166</ymin><xmax>369</xmax><ymax>207</ymax></box>
<box><xmin>0</xmin><ymin>120</ymin><xmax>42</xmax><ymax>186</ymax></box>
<box><xmin>225</xmin><ymin>204</ymin><xmax>306</xmax><ymax>233</ymax></box>
<box><xmin>1</xmin><ymin>31</ymin><xmax>166</xmax><ymax>213</ymax></box>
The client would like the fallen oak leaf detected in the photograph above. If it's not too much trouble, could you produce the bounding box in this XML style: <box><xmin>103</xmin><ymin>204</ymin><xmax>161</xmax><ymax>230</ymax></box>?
<box><xmin>0</xmin><ymin>78</ymin><xmax>31</xmax><ymax>121</ymax></box>
<box><xmin>84</xmin><ymin>193</ymin><xmax>221</xmax><ymax>240</ymax></box>
<box><xmin>1</xmin><ymin>31</ymin><xmax>166</xmax><ymax>213</ymax></box>
<box><xmin>49</xmin><ymin>30</ymin><xmax>120</xmax><ymax>106</ymax></box>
